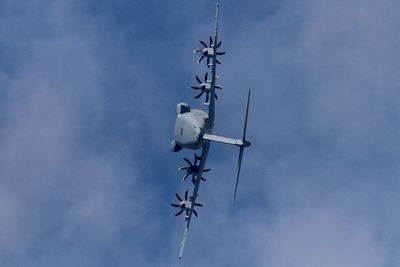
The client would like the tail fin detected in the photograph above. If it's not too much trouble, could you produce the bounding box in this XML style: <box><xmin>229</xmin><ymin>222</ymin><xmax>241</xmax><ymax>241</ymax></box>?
<box><xmin>233</xmin><ymin>89</ymin><xmax>251</xmax><ymax>201</ymax></box>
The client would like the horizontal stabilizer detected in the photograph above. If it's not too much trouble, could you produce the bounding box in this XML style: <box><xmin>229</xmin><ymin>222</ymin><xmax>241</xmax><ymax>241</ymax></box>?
<box><xmin>202</xmin><ymin>133</ymin><xmax>249</xmax><ymax>147</ymax></box>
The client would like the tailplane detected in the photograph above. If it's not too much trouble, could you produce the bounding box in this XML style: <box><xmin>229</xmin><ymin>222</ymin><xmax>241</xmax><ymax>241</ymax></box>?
<box><xmin>201</xmin><ymin>89</ymin><xmax>251</xmax><ymax>200</ymax></box>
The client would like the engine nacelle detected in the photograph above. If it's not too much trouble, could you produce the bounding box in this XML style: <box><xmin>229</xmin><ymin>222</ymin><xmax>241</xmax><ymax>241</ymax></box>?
<box><xmin>202</xmin><ymin>47</ymin><xmax>214</xmax><ymax>56</ymax></box>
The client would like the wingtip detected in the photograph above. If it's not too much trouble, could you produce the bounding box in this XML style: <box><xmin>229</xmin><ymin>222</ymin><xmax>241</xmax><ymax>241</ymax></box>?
<box><xmin>233</xmin><ymin>174</ymin><xmax>240</xmax><ymax>202</ymax></box>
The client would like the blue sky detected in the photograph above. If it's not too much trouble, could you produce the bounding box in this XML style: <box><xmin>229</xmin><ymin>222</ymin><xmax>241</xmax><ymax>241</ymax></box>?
<box><xmin>0</xmin><ymin>0</ymin><xmax>399</xmax><ymax>266</ymax></box>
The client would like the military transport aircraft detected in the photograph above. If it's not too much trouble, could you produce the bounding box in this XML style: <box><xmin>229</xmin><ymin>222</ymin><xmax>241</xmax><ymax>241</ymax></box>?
<box><xmin>170</xmin><ymin>3</ymin><xmax>251</xmax><ymax>259</ymax></box>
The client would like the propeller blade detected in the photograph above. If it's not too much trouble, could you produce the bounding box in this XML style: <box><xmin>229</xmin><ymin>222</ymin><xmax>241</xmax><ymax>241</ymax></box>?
<box><xmin>200</xmin><ymin>40</ymin><xmax>207</xmax><ymax>48</ymax></box>
<box><xmin>182</xmin><ymin>173</ymin><xmax>190</xmax><ymax>181</ymax></box>
<box><xmin>192</xmin><ymin>209</ymin><xmax>198</xmax><ymax>217</ymax></box>
<box><xmin>171</xmin><ymin>204</ymin><xmax>180</xmax><ymax>207</ymax></box>
<box><xmin>178</xmin><ymin>166</ymin><xmax>189</xmax><ymax>170</ymax></box>
<box><xmin>205</xmin><ymin>92</ymin><xmax>209</xmax><ymax>103</ymax></box>
<box><xmin>215</xmin><ymin>85</ymin><xmax>223</xmax><ymax>89</ymax></box>
<box><xmin>209</xmin><ymin>36</ymin><xmax>213</xmax><ymax>46</ymax></box>
<box><xmin>194</xmin><ymin>203</ymin><xmax>203</xmax><ymax>207</ymax></box>
<box><xmin>216</xmin><ymin>51</ymin><xmax>226</xmax><ymax>55</ymax></box>
<box><xmin>184</xmin><ymin>190</ymin><xmax>188</xmax><ymax>201</ymax></box>
<box><xmin>194</xmin><ymin>155</ymin><xmax>198</xmax><ymax>165</ymax></box>
<box><xmin>198</xmin><ymin>56</ymin><xmax>204</xmax><ymax>63</ymax></box>
<box><xmin>216</xmin><ymin>41</ymin><xmax>222</xmax><ymax>48</ymax></box>
<box><xmin>192</xmin><ymin>175</ymin><xmax>205</xmax><ymax>183</ymax></box>
<box><xmin>215</xmin><ymin>93</ymin><xmax>218</xmax><ymax>100</ymax></box>
<box><xmin>195</xmin><ymin>75</ymin><xmax>202</xmax><ymax>84</ymax></box>
<box><xmin>191</xmin><ymin>86</ymin><xmax>200</xmax><ymax>90</ymax></box>
<box><xmin>216</xmin><ymin>59</ymin><xmax>221</xmax><ymax>64</ymax></box>
<box><xmin>205</xmin><ymin>72</ymin><xmax>208</xmax><ymax>82</ymax></box>
<box><xmin>203</xmin><ymin>169</ymin><xmax>211</xmax><ymax>172</ymax></box>
<box><xmin>183</xmin><ymin>158</ymin><xmax>193</xmax><ymax>167</ymax></box>
<box><xmin>175</xmin><ymin>210</ymin><xmax>184</xmax><ymax>216</ymax></box>
<box><xmin>195</xmin><ymin>92</ymin><xmax>204</xmax><ymax>99</ymax></box>
<box><xmin>207</xmin><ymin>57</ymin><xmax>210</xmax><ymax>66</ymax></box>
<box><xmin>176</xmin><ymin>193</ymin><xmax>182</xmax><ymax>202</ymax></box>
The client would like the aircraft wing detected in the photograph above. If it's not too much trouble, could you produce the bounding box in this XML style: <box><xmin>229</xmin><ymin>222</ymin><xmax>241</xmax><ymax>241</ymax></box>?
<box><xmin>207</xmin><ymin>3</ymin><xmax>220</xmax><ymax>128</ymax></box>
<box><xmin>178</xmin><ymin>3</ymin><xmax>225</xmax><ymax>259</ymax></box>
<box><xmin>178</xmin><ymin>141</ymin><xmax>211</xmax><ymax>259</ymax></box>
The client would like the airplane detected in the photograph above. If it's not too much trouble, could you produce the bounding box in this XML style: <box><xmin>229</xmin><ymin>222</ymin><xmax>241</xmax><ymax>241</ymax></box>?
<box><xmin>169</xmin><ymin>3</ymin><xmax>251</xmax><ymax>259</ymax></box>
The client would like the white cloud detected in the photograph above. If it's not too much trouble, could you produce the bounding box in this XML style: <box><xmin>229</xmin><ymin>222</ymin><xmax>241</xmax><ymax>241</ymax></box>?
<box><xmin>255</xmin><ymin>209</ymin><xmax>385</xmax><ymax>267</ymax></box>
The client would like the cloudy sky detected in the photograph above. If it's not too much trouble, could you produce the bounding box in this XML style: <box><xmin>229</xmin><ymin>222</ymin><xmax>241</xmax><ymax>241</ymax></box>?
<box><xmin>0</xmin><ymin>0</ymin><xmax>399</xmax><ymax>266</ymax></box>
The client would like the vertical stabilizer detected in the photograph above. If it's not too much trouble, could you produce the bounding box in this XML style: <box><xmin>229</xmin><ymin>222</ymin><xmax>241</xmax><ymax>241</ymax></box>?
<box><xmin>233</xmin><ymin>89</ymin><xmax>251</xmax><ymax>201</ymax></box>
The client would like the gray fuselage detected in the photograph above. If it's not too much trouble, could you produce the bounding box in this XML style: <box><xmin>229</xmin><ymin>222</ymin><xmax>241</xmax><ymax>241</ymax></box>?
<box><xmin>174</xmin><ymin>109</ymin><xmax>209</xmax><ymax>150</ymax></box>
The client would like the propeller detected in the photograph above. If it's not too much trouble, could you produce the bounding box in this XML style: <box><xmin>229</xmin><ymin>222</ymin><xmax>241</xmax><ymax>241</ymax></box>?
<box><xmin>215</xmin><ymin>41</ymin><xmax>226</xmax><ymax>56</ymax></box>
<box><xmin>171</xmin><ymin>190</ymin><xmax>203</xmax><ymax>219</ymax></box>
<box><xmin>191</xmin><ymin>73</ymin><xmax>222</xmax><ymax>103</ymax></box>
<box><xmin>178</xmin><ymin>153</ymin><xmax>210</xmax><ymax>184</ymax></box>
<box><xmin>193</xmin><ymin>36</ymin><xmax>226</xmax><ymax>66</ymax></box>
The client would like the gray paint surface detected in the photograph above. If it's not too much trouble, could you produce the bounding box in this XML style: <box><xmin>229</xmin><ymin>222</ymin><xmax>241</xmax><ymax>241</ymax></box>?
<box><xmin>0</xmin><ymin>0</ymin><xmax>399</xmax><ymax>267</ymax></box>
